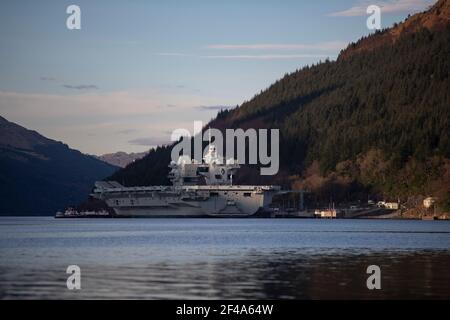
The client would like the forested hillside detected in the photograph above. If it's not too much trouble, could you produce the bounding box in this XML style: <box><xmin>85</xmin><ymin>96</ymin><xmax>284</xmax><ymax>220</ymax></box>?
<box><xmin>109</xmin><ymin>1</ymin><xmax>450</xmax><ymax>210</ymax></box>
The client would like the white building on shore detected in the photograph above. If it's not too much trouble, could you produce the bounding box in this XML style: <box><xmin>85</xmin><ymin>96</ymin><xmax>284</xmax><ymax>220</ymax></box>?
<box><xmin>423</xmin><ymin>197</ymin><xmax>437</xmax><ymax>209</ymax></box>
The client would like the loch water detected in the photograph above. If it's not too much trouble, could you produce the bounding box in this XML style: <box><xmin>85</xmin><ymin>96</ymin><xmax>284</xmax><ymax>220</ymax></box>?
<box><xmin>0</xmin><ymin>217</ymin><xmax>449</xmax><ymax>299</ymax></box>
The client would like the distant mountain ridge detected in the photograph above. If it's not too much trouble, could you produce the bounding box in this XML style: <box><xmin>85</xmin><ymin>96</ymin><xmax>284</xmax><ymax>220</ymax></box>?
<box><xmin>94</xmin><ymin>151</ymin><xmax>148</xmax><ymax>168</ymax></box>
<box><xmin>0</xmin><ymin>116</ymin><xmax>118</xmax><ymax>215</ymax></box>
<box><xmin>108</xmin><ymin>0</ymin><xmax>450</xmax><ymax>211</ymax></box>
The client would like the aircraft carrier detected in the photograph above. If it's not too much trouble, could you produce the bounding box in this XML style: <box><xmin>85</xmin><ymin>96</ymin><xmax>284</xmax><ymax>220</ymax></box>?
<box><xmin>90</xmin><ymin>144</ymin><xmax>282</xmax><ymax>217</ymax></box>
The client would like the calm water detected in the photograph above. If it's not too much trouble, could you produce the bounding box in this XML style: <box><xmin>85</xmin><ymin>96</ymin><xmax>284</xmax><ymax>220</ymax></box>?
<box><xmin>0</xmin><ymin>217</ymin><xmax>450</xmax><ymax>299</ymax></box>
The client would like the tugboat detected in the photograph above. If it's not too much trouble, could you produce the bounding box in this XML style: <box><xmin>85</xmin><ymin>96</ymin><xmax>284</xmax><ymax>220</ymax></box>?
<box><xmin>55</xmin><ymin>208</ymin><xmax>110</xmax><ymax>218</ymax></box>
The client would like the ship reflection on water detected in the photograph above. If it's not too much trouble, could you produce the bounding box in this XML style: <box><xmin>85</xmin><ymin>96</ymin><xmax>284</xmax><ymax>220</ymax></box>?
<box><xmin>0</xmin><ymin>218</ymin><xmax>449</xmax><ymax>299</ymax></box>
<box><xmin>72</xmin><ymin>250</ymin><xmax>450</xmax><ymax>299</ymax></box>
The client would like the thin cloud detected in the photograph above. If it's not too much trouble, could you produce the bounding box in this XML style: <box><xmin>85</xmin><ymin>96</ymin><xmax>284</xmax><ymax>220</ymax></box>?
<box><xmin>156</xmin><ymin>53</ymin><xmax>194</xmax><ymax>57</ymax></box>
<box><xmin>0</xmin><ymin>90</ymin><xmax>232</xmax><ymax>154</ymax></box>
<box><xmin>116</xmin><ymin>129</ymin><xmax>138</xmax><ymax>135</ymax></box>
<box><xmin>157</xmin><ymin>52</ymin><xmax>334</xmax><ymax>60</ymax></box>
<box><xmin>196</xmin><ymin>105</ymin><xmax>233</xmax><ymax>111</ymax></box>
<box><xmin>40</xmin><ymin>76</ymin><xmax>56</xmax><ymax>81</ymax></box>
<box><xmin>0</xmin><ymin>90</ymin><xmax>229</xmax><ymax>118</ymax></box>
<box><xmin>206</xmin><ymin>41</ymin><xmax>347</xmax><ymax>51</ymax></box>
<box><xmin>203</xmin><ymin>54</ymin><xmax>334</xmax><ymax>60</ymax></box>
<box><xmin>157</xmin><ymin>53</ymin><xmax>335</xmax><ymax>60</ymax></box>
<box><xmin>329</xmin><ymin>0</ymin><xmax>435</xmax><ymax>17</ymax></box>
<box><xmin>63</xmin><ymin>84</ymin><xmax>99</xmax><ymax>90</ymax></box>
<box><xmin>128</xmin><ymin>137</ymin><xmax>170</xmax><ymax>146</ymax></box>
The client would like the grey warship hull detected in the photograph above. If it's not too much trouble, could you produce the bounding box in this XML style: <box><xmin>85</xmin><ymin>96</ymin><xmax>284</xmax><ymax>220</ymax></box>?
<box><xmin>92</xmin><ymin>184</ymin><xmax>280</xmax><ymax>218</ymax></box>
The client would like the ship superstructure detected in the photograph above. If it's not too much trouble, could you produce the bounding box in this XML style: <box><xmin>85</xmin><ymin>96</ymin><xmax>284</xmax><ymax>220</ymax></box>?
<box><xmin>91</xmin><ymin>143</ymin><xmax>281</xmax><ymax>217</ymax></box>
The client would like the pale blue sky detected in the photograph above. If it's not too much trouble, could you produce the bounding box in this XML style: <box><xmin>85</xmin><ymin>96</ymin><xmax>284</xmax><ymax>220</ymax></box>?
<box><xmin>0</xmin><ymin>0</ymin><xmax>435</xmax><ymax>154</ymax></box>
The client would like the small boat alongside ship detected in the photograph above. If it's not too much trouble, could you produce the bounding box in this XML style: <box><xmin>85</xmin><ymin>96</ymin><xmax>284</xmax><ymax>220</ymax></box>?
<box><xmin>55</xmin><ymin>208</ymin><xmax>110</xmax><ymax>218</ymax></box>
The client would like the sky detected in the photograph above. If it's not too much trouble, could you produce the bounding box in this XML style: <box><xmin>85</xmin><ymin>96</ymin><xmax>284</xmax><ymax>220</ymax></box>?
<box><xmin>0</xmin><ymin>0</ymin><xmax>436</xmax><ymax>155</ymax></box>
